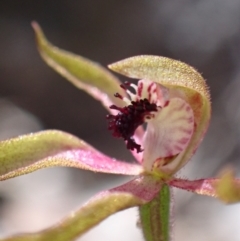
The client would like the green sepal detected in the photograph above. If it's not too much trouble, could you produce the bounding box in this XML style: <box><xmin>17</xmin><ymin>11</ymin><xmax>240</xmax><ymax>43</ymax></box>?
<box><xmin>0</xmin><ymin>191</ymin><xmax>145</xmax><ymax>241</ymax></box>
<box><xmin>32</xmin><ymin>22</ymin><xmax>125</xmax><ymax>109</ymax></box>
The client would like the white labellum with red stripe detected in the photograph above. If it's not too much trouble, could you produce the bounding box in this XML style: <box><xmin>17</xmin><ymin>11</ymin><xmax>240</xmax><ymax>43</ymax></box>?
<box><xmin>107</xmin><ymin>78</ymin><xmax>194</xmax><ymax>174</ymax></box>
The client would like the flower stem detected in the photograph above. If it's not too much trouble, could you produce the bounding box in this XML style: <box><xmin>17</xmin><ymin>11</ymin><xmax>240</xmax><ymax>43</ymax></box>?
<box><xmin>139</xmin><ymin>184</ymin><xmax>171</xmax><ymax>241</ymax></box>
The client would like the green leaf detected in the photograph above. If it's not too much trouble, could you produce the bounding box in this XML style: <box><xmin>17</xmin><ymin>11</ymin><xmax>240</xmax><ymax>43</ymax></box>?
<box><xmin>32</xmin><ymin>22</ymin><xmax>125</xmax><ymax>110</ymax></box>
<box><xmin>0</xmin><ymin>191</ymin><xmax>145</xmax><ymax>241</ymax></box>
<box><xmin>139</xmin><ymin>184</ymin><xmax>171</xmax><ymax>241</ymax></box>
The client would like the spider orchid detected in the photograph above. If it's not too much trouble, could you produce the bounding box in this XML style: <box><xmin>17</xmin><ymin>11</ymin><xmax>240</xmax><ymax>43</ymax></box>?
<box><xmin>0</xmin><ymin>22</ymin><xmax>240</xmax><ymax>241</ymax></box>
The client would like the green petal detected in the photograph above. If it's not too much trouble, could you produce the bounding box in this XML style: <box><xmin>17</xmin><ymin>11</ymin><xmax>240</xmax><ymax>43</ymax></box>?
<box><xmin>139</xmin><ymin>184</ymin><xmax>171</xmax><ymax>241</ymax></box>
<box><xmin>0</xmin><ymin>191</ymin><xmax>145</xmax><ymax>241</ymax></box>
<box><xmin>32</xmin><ymin>22</ymin><xmax>125</xmax><ymax>110</ymax></box>
<box><xmin>0</xmin><ymin>130</ymin><xmax>142</xmax><ymax>180</ymax></box>
<box><xmin>108</xmin><ymin>56</ymin><xmax>209</xmax><ymax>98</ymax></box>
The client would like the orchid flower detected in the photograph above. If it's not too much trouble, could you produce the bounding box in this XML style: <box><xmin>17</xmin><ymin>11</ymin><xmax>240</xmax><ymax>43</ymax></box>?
<box><xmin>0</xmin><ymin>22</ymin><xmax>240</xmax><ymax>241</ymax></box>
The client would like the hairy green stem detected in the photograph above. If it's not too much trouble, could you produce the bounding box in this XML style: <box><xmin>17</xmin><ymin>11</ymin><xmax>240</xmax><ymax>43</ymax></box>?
<box><xmin>139</xmin><ymin>184</ymin><xmax>171</xmax><ymax>241</ymax></box>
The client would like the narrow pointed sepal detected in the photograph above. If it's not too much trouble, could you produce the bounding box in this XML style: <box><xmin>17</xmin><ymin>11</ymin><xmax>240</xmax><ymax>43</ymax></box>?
<box><xmin>169</xmin><ymin>178</ymin><xmax>217</xmax><ymax>197</ymax></box>
<box><xmin>0</xmin><ymin>176</ymin><xmax>163</xmax><ymax>241</ymax></box>
<box><xmin>0</xmin><ymin>130</ymin><xmax>143</xmax><ymax>180</ymax></box>
<box><xmin>32</xmin><ymin>22</ymin><xmax>125</xmax><ymax>111</ymax></box>
<box><xmin>0</xmin><ymin>191</ymin><xmax>145</xmax><ymax>241</ymax></box>
<box><xmin>139</xmin><ymin>184</ymin><xmax>171</xmax><ymax>241</ymax></box>
<box><xmin>169</xmin><ymin>171</ymin><xmax>240</xmax><ymax>204</ymax></box>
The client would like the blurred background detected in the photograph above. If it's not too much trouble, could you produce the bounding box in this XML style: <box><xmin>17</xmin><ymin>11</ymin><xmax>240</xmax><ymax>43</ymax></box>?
<box><xmin>0</xmin><ymin>1</ymin><xmax>240</xmax><ymax>240</ymax></box>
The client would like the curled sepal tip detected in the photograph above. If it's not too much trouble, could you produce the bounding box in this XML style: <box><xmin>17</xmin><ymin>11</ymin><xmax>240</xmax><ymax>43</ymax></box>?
<box><xmin>214</xmin><ymin>168</ymin><xmax>240</xmax><ymax>204</ymax></box>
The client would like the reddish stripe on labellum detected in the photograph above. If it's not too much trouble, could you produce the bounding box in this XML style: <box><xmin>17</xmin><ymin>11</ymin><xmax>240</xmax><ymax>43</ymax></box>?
<box><xmin>137</xmin><ymin>81</ymin><xmax>143</xmax><ymax>97</ymax></box>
